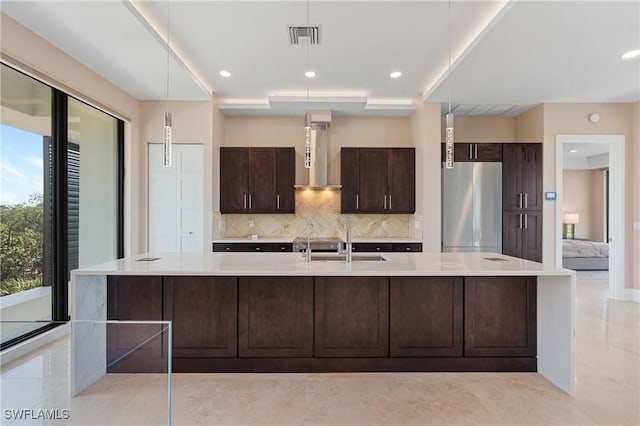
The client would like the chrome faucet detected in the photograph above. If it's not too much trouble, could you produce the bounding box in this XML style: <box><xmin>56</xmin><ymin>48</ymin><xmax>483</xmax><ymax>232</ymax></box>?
<box><xmin>345</xmin><ymin>223</ymin><xmax>353</xmax><ymax>263</ymax></box>
<box><xmin>303</xmin><ymin>223</ymin><xmax>313</xmax><ymax>263</ymax></box>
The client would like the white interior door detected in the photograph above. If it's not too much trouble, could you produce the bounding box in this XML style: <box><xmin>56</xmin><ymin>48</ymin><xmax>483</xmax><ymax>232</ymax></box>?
<box><xmin>149</xmin><ymin>143</ymin><xmax>204</xmax><ymax>253</ymax></box>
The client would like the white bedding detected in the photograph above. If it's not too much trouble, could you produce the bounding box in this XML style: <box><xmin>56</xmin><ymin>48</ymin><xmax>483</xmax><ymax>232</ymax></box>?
<box><xmin>562</xmin><ymin>239</ymin><xmax>609</xmax><ymax>258</ymax></box>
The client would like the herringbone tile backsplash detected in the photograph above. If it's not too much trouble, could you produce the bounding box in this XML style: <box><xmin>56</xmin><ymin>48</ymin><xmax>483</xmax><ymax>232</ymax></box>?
<box><xmin>216</xmin><ymin>190</ymin><xmax>418</xmax><ymax>240</ymax></box>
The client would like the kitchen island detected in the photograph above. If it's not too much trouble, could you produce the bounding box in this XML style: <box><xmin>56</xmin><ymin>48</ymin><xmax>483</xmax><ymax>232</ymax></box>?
<box><xmin>70</xmin><ymin>252</ymin><xmax>575</xmax><ymax>395</ymax></box>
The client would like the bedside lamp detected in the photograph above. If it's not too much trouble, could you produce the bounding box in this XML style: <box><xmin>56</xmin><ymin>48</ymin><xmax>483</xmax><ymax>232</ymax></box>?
<box><xmin>563</xmin><ymin>213</ymin><xmax>579</xmax><ymax>239</ymax></box>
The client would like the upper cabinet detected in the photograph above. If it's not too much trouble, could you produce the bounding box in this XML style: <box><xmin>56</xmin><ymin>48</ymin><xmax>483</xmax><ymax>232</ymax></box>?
<box><xmin>341</xmin><ymin>148</ymin><xmax>415</xmax><ymax>214</ymax></box>
<box><xmin>220</xmin><ymin>147</ymin><xmax>295</xmax><ymax>214</ymax></box>
<box><xmin>502</xmin><ymin>144</ymin><xmax>542</xmax><ymax>211</ymax></box>
<box><xmin>441</xmin><ymin>143</ymin><xmax>503</xmax><ymax>162</ymax></box>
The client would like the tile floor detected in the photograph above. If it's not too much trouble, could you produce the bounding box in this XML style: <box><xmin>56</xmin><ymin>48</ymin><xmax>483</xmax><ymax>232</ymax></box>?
<box><xmin>1</xmin><ymin>271</ymin><xmax>638</xmax><ymax>426</ymax></box>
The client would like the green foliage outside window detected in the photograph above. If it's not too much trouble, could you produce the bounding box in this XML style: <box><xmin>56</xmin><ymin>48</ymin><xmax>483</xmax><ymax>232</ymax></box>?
<box><xmin>0</xmin><ymin>194</ymin><xmax>44</xmax><ymax>296</ymax></box>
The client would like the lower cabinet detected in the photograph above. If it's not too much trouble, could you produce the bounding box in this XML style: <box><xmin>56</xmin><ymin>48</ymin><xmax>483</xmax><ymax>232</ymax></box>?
<box><xmin>464</xmin><ymin>276</ymin><xmax>537</xmax><ymax>357</ymax></box>
<box><xmin>106</xmin><ymin>276</ymin><xmax>164</xmax><ymax>372</ymax></box>
<box><xmin>239</xmin><ymin>276</ymin><xmax>314</xmax><ymax>357</ymax></box>
<box><xmin>314</xmin><ymin>276</ymin><xmax>389</xmax><ymax>357</ymax></box>
<box><xmin>390</xmin><ymin>277</ymin><xmax>463</xmax><ymax>357</ymax></box>
<box><xmin>163</xmin><ymin>276</ymin><xmax>237</xmax><ymax>358</ymax></box>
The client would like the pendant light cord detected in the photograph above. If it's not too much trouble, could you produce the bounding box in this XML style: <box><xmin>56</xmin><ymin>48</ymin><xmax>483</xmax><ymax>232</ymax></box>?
<box><xmin>306</xmin><ymin>0</ymin><xmax>310</xmax><ymax>106</ymax></box>
<box><xmin>166</xmin><ymin>0</ymin><xmax>170</xmax><ymax>112</ymax></box>
<box><xmin>448</xmin><ymin>0</ymin><xmax>451</xmax><ymax>115</ymax></box>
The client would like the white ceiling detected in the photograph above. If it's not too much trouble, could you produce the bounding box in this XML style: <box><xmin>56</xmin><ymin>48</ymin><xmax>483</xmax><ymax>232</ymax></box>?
<box><xmin>1</xmin><ymin>1</ymin><xmax>638</xmax><ymax>117</ymax></box>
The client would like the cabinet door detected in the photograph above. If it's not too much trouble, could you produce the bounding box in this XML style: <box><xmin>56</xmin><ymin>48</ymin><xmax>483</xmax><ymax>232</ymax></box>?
<box><xmin>388</xmin><ymin>148</ymin><xmax>415</xmax><ymax>213</ymax></box>
<box><xmin>315</xmin><ymin>276</ymin><xmax>389</xmax><ymax>357</ymax></box>
<box><xmin>107</xmin><ymin>276</ymin><xmax>164</xmax><ymax>372</ymax></box>
<box><xmin>502</xmin><ymin>211</ymin><xmax>523</xmax><ymax>258</ymax></box>
<box><xmin>275</xmin><ymin>148</ymin><xmax>295</xmax><ymax>213</ymax></box>
<box><xmin>464</xmin><ymin>276</ymin><xmax>537</xmax><ymax>357</ymax></box>
<box><xmin>340</xmin><ymin>148</ymin><xmax>360</xmax><ymax>213</ymax></box>
<box><xmin>441</xmin><ymin>143</ymin><xmax>472</xmax><ymax>162</ymax></box>
<box><xmin>392</xmin><ymin>243</ymin><xmax>423</xmax><ymax>252</ymax></box>
<box><xmin>521</xmin><ymin>144</ymin><xmax>542</xmax><ymax>210</ymax></box>
<box><xmin>502</xmin><ymin>144</ymin><xmax>524</xmax><ymax>210</ymax></box>
<box><xmin>359</xmin><ymin>149</ymin><xmax>388</xmax><ymax>212</ymax></box>
<box><xmin>220</xmin><ymin>148</ymin><xmax>249</xmax><ymax>213</ymax></box>
<box><xmin>164</xmin><ymin>276</ymin><xmax>237</xmax><ymax>357</ymax></box>
<box><xmin>521</xmin><ymin>211</ymin><xmax>542</xmax><ymax>262</ymax></box>
<box><xmin>239</xmin><ymin>277</ymin><xmax>313</xmax><ymax>357</ymax></box>
<box><xmin>475</xmin><ymin>144</ymin><xmax>503</xmax><ymax>162</ymax></box>
<box><xmin>390</xmin><ymin>277</ymin><xmax>463</xmax><ymax>357</ymax></box>
<box><xmin>248</xmin><ymin>148</ymin><xmax>276</xmax><ymax>212</ymax></box>
<box><xmin>351</xmin><ymin>242</ymin><xmax>393</xmax><ymax>252</ymax></box>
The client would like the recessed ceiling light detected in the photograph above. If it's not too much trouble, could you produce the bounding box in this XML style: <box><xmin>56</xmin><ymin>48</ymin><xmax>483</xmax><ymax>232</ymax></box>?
<box><xmin>621</xmin><ymin>49</ymin><xmax>640</xmax><ymax>60</ymax></box>
<box><xmin>390</xmin><ymin>71</ymin><xmax>402</xmax><ymax>79</ymax></box>
<box><xmin>219</xmin><ymin>70</ymin><xmax>231</xmax><ymax>77</ymax></box>
<box><xmin>569</xmin><ymin>149</ymin><xmax>578</xmax><ymax>153</ymax></box>
<box><xmin>305</xmin><ymin>71</ymin><xmax>316</xmax><ymax>78</ymax></box>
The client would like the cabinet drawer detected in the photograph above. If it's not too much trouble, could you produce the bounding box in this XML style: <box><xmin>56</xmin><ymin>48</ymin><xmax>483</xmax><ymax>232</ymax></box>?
<box><xmin>213</xmin><ymin>243</ymin><xmax>286</xmax><ymax>252</ymax></box>
<box><xmin>352</xmin><ymin>243</ymin><xmax>393</xmax><ymax>252</ymax></box>
<box><xmin>392</xmin><ymin>243</ymin><xmax>423</xmax><ymax>252</ymax></box>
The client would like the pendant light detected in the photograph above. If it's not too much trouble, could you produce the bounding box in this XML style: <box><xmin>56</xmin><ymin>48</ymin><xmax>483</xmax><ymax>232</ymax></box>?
<box><xmin>444</xmin><ymin>0</ymin><xmax>455</xmax><ymax>169</ymax></box>
<box><xmin>163</xmin><ymin>0</ymin><xmax>172</xmax><ymax>167</ymax></box>
<box><xmin>303</xmin><ymin>0</ymin><xmax>312</xmax><ymax>169</ymax></box>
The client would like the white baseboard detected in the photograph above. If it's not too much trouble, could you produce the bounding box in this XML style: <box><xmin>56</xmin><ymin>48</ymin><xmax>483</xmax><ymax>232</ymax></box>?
<box><xmin>624</xmin><ymin>288</ymin><xmax>640</xmax><ymax>303</ymax></box>
<box><xmin>0</xmin><ymin>323</ymin><xmax>70</xmax><ymax>367</ymax></box>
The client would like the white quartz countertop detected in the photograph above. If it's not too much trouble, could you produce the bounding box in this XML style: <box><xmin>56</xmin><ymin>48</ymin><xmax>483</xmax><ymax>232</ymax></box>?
<box><xmin>72</xmin><ymin>252</ymin><xmax>574</xmax><ymax>277</ymax></box>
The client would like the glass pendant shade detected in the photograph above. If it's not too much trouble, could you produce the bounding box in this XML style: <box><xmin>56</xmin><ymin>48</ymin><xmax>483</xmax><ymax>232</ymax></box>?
<box><xmin>163</xmin><ymin>111</ymin><xmax>172</xmax><ymax>167</ymax></box>
<box><xmin>304</xmin><ymin>112</ymin><xmax>312</xmax><ymax>169</ymax></box>
<box><xmin>445</xmin><ymin>112</ymin><xmax>454</xmax><ymax>169</ymax></box>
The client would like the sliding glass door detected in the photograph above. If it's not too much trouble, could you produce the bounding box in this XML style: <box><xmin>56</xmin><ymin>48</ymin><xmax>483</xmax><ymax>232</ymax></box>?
<box><xmin>0</xmin><ymin>63</ymin><xmax>123</xmax><ymax>348</ymax></box>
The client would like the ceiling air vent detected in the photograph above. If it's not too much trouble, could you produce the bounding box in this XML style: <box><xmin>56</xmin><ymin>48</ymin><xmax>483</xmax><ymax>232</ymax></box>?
<box><xmin>288</xmin><ymin>26</ymin><xmax>320</xmax><ymax>45</ymax></box>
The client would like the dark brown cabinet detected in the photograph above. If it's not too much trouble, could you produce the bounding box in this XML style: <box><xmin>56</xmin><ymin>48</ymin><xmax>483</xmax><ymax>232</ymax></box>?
<box><xmin>502</xmin><ymin>143</ymin><xmax>542</xmax><ymax>262</ymax></box>
<box><xmin>390</xmin><ymin>277</ymin><xmax>463</xmax><ymax>357</ymax></box>
<box><xmin>163</xmin><ymin>276</ymin><xmax>237</xmax><ymax>358</ymax></box>
<box><xmin>341</xmin><ymin>148</ymin><xmax>415</xmax><ymax>213</ymax></box>
<box><xmin>220</xmin><ymin>147</ymin><xmax>295</xmax><ymax>213</ymax></box>
<box><xmin>239</xmin><ymin>277</ymin><xmax>313</xmax><ymax>357</ymax></box>
<box><xmin>503</xmin><ymin>210</ymin><xmax>542</xmax><ymax>262</ymax></box>
<box><xmin>314</xmin><ymin>276</ymin><xmax>389</xmax><ymax>357</ymax></box>
<box><xmin>351</xmin><ymin>242</ymin><xmax>423</xmax><ymax>252</ymax></box>
<box><xmin>502</xmin><ymin>144</ymin><xmax>542</xmax><ymax>211</ymax></box>
<box><xmin>441</xmin><ymin>143</ymin><xmax>503</xmax><ymax>162</ymax></box>
<box><xmin>212</xmin><ymin>242</ymin><xmax>293</xmax><ymax>252</ymax></box>
<box><xmin>464</xmin><ymin>276</ymin><xmax>537</xmax><ymax>357</ymax></box>
<box><xmin>106</xmin><ymin>276</ymin><xmax>164</xmax><ymax>372</ymax></box>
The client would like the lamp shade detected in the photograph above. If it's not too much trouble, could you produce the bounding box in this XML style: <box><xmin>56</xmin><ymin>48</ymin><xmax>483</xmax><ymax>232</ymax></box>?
<box><xmin>563</xmin><ymin>213</ymin><xmax>580</xmax><ymax>224</ymax></box>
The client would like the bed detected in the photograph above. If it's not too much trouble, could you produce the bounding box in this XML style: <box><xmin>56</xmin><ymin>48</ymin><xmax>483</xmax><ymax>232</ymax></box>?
<box><xmin>562</xmin><ymin>239</ymin><xmax>609</xmax><ymax>270</ymax></box>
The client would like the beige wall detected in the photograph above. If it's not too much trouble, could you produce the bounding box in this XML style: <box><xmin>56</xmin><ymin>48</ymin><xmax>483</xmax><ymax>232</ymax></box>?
<box><xmin>515</xmin><ymin>105</ymin><xmax>544</xmax><ymax>142</ymax></box>
<box><xmin>140</xmin><ymin>101</ymin><xmax>214</xmax><ymax>251</ymax></box>
<box><xmin>543</xmin><ymin>103</ymin><xmax>637</xmax><ymax>290</ymax></box>
<box><xmin>562</xmin><ymin>169</ymin><xmax>605</xmax><ymax>241</ymax></box>
<box><xmin>441</xmin><ymin>116</ymin><xmax>515</xmax><ymax>142</ymax></box>
<box><xmin>1</xmin><ymin>13</ymin><xmax>143</xmax><ymax>255</ymax></box>
<box><xmin>633</xmin><ymin>102</ymin><xmax>640</xmax><ymax>291</ymax></box>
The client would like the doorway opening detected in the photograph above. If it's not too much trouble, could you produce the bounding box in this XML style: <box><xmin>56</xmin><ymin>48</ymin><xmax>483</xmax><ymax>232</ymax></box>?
<box><xmin>556</xmin><ymin>135</ymin><xmax>625</xmax><ymax>300</ymax></box>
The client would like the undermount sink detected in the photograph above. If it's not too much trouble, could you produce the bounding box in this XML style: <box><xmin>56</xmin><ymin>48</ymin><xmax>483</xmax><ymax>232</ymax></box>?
<box><xmin>310</xmin><ymin>254</ymin><xmax>388</xmax><ymax>262</ymax></box>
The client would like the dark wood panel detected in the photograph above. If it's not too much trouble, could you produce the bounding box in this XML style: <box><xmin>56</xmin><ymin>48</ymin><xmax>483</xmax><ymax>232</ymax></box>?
<box><xmin>476</xmin><ymin>143</ymin><xmax>503</xmax><ymax>162</ymax></box>
<box><xmin>275</xmin><ymin>148</ymin><xmax>295</xmax><ymax>213</ymax></box>
<box><xmin>340</xmin><ymin>148</ymin><xmax>360</xmax><ymax>213</ymax></box>
<box><xmin>212</xmin><ymin>243</ymin><xmax>293</xmax><ymax>252</ymax></box>
<box><xmin>220</xmin><ymin>148</ymin><xmax>249</xmax><ymax>213</ymax></box>
<box><xmin>388</xmin><ymin>148</ymin><xmax>415</xmax><ymax>212</ymax></box>
<box><xmin>502</xmin><ymin>211</ymin><xmax>523</xmax><ymax>259</ymax></box>
<box><xmin>358</xmin><ymin>149</ymin><xmax>388</xmax><ymax>212</ymax></box>
<box><xmin>248</xmin><ymin>148</ymin><xmax>276</xmax><ymax>212</ymax></box>
<box><xmin>390</xmin><ymin>277</ymin><xmax>463</xmax><ymax>357</ymax></box>
<box><xmin>239</xmin><ymin>277</ymin><xmax>313</xmax><ymax>357</ymax></box>
<box><xmin>173</xmin><ymin>356</ymin><xmax>536</xmax><ymax>373</ymax></box>
<box><xmin>351</xmin><ymin>243</ymin><xmax>393</xmax><ymax>252</ymax></box>
<box><xmin>502</xmin><ymin>144</ymin><xmax>524</xmax><ymax>210</ymax></box>
<box><xmin>106</xmin><ymin>276</ymin><xmax>165</xmax><ymax>372</ymax></box>
<box><xmin>391</xmin><ymin>243</ymin><xmax>423</xmax><ymax>252</ymax></box>
<box><xmin>522</xmin><ymin>144</ymin><xmax>543</xmax><ymax>210</ymax></box>
<box><xmin>522</xmin><ymin>211</ymin><xmax>542</xmax><ymax>262</ymax></box>
<box><xmin>464</xmin><ymin>276</ymin><xmax>537</xmax><ymax>357</ymax></box>
<box><xmin>163</xmin><ymin>276</ymin><xmax>237</xmax><ymax>358</ymax></box>
<box><xmin>315</xmin><ymin>276</ymin><xmax>389</xmax><ymax>357</ymax></box>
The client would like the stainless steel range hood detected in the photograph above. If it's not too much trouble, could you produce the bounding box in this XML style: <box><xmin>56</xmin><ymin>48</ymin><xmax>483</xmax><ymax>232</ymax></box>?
<box><xmin>294</xmin><ymin>111</ymin><xmax>342</xmax><ymax>190</ymax></box>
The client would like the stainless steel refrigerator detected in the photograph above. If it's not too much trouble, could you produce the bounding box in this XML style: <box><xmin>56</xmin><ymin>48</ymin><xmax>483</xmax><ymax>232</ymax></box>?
<box><xmin>442</xmin><ymin>162</ymin><xmax>502</xmax><ymax>253</ymax></box>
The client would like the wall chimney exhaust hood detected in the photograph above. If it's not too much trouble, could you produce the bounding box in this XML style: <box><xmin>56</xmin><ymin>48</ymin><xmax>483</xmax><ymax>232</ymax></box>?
<box><xmin>294</xmin><ymin>111</ymin><xmax>342</xmax><ymax>190</ymax></box>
